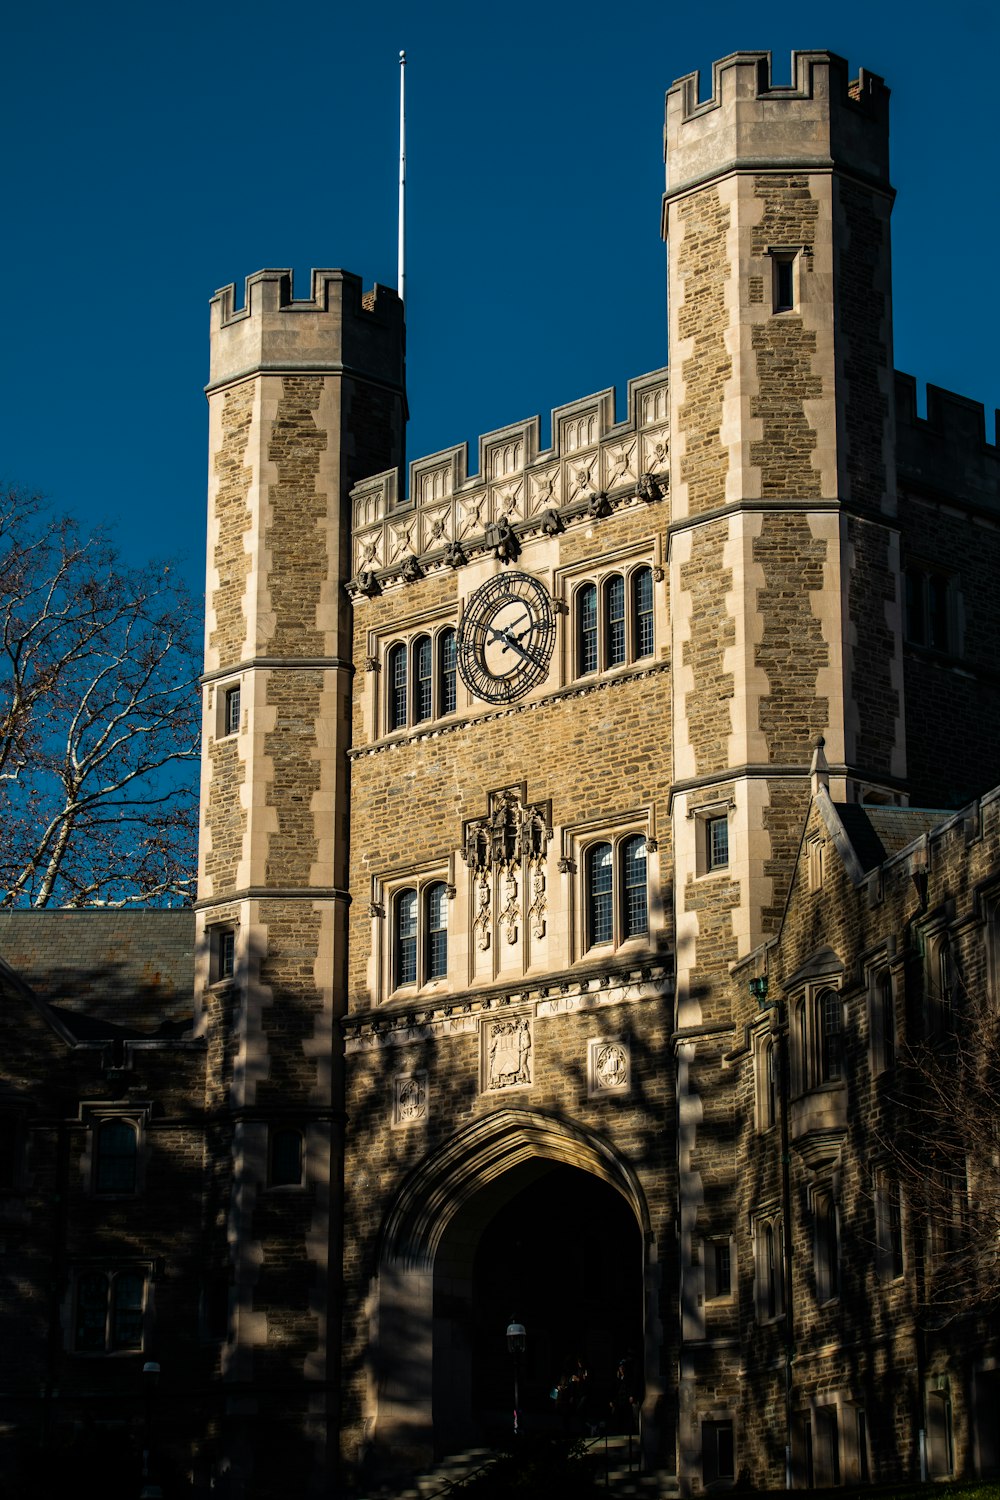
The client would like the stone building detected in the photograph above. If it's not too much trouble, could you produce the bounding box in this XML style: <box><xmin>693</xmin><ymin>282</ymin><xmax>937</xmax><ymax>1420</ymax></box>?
<box><xmin>1</xmin><ymin>46</ymin><xmax>999</xmax><ymax>1499</ymax></box>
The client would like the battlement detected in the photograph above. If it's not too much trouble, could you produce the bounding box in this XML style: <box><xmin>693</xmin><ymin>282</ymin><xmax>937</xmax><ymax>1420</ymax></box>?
<box><xmin>349</xmin><ymin>369</ymin><xmax>670</xmax><ymax>587</ymax></box>
<box><xmin>895</xmin><ymin>371</ymin><xmax>1000</xmax><ymax>511</ymax></box>
<box><xmin>663</xmin><ymin>50</ymin><xmax>890</xmax><ymax>209</ymax></box>
<box><xmin>207</xmin><ymin>267</ymin><xmax>405</xmax><ymax>394</ymax></box>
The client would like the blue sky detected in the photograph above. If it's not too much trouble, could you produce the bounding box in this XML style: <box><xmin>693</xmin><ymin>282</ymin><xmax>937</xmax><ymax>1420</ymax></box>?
<box><xmin>3</xmin><ymin>0</ymin><xmax>997</xmax><ymax>597</ymax></box>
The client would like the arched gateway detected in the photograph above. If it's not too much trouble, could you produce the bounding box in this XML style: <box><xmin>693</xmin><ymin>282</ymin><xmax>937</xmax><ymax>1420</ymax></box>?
<box><xmin>363</xmin><ymin>1109</ymin><xmax>660</xmax><ymax>1471</ymax></box>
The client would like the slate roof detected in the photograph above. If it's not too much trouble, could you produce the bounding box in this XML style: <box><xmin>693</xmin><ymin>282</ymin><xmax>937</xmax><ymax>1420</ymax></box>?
<box><xmin>0</xmin><ymin>909</ymin><xmax>196</xmax><ymax>1037</ymax></box>
<box><xmin>834</xmin><ymin>803</ymin><xmax>957</xmax><ymax>875</ymax></box>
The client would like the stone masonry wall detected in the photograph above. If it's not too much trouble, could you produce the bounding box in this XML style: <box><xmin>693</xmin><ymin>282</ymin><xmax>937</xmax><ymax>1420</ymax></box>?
<box><xmin>679</xmin><ymin>521</ymin><xmax>734</xmax><ymax>779</ymax></box>
<box><xmin>677</xmin><ymin>189</ymin><xmax>731</xmax><ymax>516</ymax></box>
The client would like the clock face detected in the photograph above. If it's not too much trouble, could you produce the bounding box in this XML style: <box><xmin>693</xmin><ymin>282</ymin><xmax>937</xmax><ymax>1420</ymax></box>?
<box><xmin>457</xmin><ymin>571</ymin><xmax>556</xmax><ymax>704</ymax></box>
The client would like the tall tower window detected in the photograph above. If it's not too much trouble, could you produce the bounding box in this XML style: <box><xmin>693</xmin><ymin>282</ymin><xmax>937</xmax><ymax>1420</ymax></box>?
<box><xmin>819</xmin><ymin>988</ymin><xmax>843</xmax><ymax>1083</ymax></box>
<box><xmin>633</xmin><ymin>566</ymin><xmax>654</xmax><ymax>659</ymax></box>
<box><xmin>773</xmin><ymin>253</ymin><xmax>795</xmax><ymax>312</ymax></box>
<box><xmin>395</xmin><ymin>889</ymin><xmax>418</xmax><ymax>986</ymax></box>
<box><xmin>622</xmin><ymin>834</ymin><xmax>648</xmax><ymax>938</ymax></box>
<box><xmin>587</xmin><ymin>842</ymin><xmax>614</xmax><ymax>945</ymax></box>
<box><xmin>440</xmin><ymin>628</ymin><xmax>457</xmax><ymax>716</ymax></box>
<box><xmin>389</xmin><ymin>644</ymin><xmax>408</xmax><ymax>730</ymax></box>
<box><xmin>224</xmin><ymin>684</ymin><xmax>241</xmax><ymax>737</ymax></box>
<box><xmin>579</xmin><ymin>583</ymin><xmax>599</xmax><ymax>675</ymax></box>
<box><xmin>426</xmin><ymin>881</ymin><xmax>448</xmax><ymax>979</ymax></box>
<box><xmin>414</xmin><ymin>635</ymin><xmax>433</xmax><ymax>723</ymax></box>
<box><xmin>605</xmin><ymin>575</ymin><xmax>626</xmax><ymax>667</ymax></box>
<box><xmin>95</xmin><ymin>1118</ymin><xmax>138</xmax><ymax>1195</ymax></box>
<box><xmin>707</xmin><ymin>816</ymin><xmax>729</xmax><ymax>871</ymax></box>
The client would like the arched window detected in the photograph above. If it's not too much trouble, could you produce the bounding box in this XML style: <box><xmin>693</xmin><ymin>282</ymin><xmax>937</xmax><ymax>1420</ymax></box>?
<box><xmin>574</xmin><ymin>566</ymin><xmax>655</xmax><ymax>677</ymax></box>
<box><xmin>395</xmin><ymin>889</ymin><xmax>418</xmax><ymax>986</ymax></box>
<box><xmin>579</xmin><ymin>583</ymin><xmax>598</xmax><ymax>675</ymax></box>
<box><xmin>604</xmin><ymin>575</ymin><xmax>626</xmax><ymax>667</ymax></box>
<box><xmin>270</xmin><ymin>1127</ymin><xmax>304</xmax><ymax>1187</ymax></box>
<box><xmin>632</xmin><ymin>566</ymin><xmax>654</xmax><ymax>658</ymax></box>
<box><xmin>426</xmin><ymin>881</ymin><xmax>448</xmax><ymax>979</ymax></box>
<box><xmin>95</xmin><ymin>1118</ymin><xmax>138</xmax><ymax>1195</ymax></box>
<box><xmin>439</xmin><ymin>628</ymin><xmax>457</xmax><ymax>716</ymax></box>
<box><xmin>587</xmin><ymin>842</ymin><xmax>614</xmax><ymax>945</ymax></box>
<box><xmin>414</xmin><ymin>635</ymin><xmax>433</xmax><ymax>723</ymax></box>
<box><xmin>622</xmin><ymin>834</ymin><xmax>648</xmax><ymax>938</ymax></box>
<box><xmin>388</xmin><ymin>643</ymin><xmax>408</xmax><ymax>730</ymax></box>
<box><xmin>818</xmin><ymin>989</ymin><xmax>842</xmax><ymax>1083</ymax></box>
<box><xmin>584</xmin><ymin>836</ymin><xmax>649</xmax><ymax>952</ymax></box>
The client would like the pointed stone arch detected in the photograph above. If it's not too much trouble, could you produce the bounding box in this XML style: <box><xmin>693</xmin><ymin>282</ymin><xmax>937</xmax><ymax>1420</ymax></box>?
<box><xmin>366</xmin><ymin>1108</ymin><xmax>659</xmax><ymax>1473</ymax></box>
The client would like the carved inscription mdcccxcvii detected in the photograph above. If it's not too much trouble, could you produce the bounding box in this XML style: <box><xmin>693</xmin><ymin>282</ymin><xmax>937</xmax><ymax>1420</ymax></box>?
<box><xmin>483</xmin><ymin>1016</ymin><xmax>532</xmax><ymax>1091</ymax></box>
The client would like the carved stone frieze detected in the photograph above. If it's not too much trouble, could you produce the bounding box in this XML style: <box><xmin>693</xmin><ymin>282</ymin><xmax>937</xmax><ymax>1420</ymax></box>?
<box><xmin>483</xmin><ymin>1015</ymin><xmax>532</xmax><ymax>1091</ymax></box>
<box><xmin>589</xmin><ymin>1038</ymin><xmax>630</xmax><ymax>1095</ymax></box>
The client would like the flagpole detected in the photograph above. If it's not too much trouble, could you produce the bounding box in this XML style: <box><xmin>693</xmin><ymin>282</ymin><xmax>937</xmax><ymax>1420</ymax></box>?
<box><xmin>398</xmin><ymin>49</ymin><xmax>406</xmax><ymax>305</ymax></box>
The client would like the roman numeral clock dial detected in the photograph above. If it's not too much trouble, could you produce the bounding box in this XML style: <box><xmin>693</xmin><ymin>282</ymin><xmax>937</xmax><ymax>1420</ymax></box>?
<box><xmin>457</xmin><ymin>571</ymin><xmax>557</xmax><ymax>704</ymax></box>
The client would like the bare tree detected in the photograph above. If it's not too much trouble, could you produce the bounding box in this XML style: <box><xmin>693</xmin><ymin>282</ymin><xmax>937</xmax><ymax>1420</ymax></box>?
<box><xmin>0</xmin><ymin>487</ymin><xmax>200</xmax><ymax>907</ymax></box>
<box><xmin>884</xmin><ymin>978</ymin><xmax>1000</xmax><ymax>1326</ymax></box>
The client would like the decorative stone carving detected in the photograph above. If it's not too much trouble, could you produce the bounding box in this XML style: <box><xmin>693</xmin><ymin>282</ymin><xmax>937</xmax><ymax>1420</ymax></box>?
<box><xmin>645</xmin><ymin>836</ymin><xmax>659</xmax><ymax>853</ymax></box>
<box><xmin>445</xmin><ymin>539</ymin><xmax>467</xmax><ymax>569</ymax></box>
<box><xmin>540</xmin><ymin>507</ymin><xmax>564</xmax><ymax>536</ymax></box>
<box><xmin>465</xmin><ymin>787</ymin><xmax>550</xmax><ymax>960</ymax></box>
<box><xmin>589</xmin><ymin>1039</ymin><xmax>630</xmax><ymax>1095</ymax></box>
<box><xmin>473</xmin><ymin>879</ymin><xmax>491</xmax><ymax>951</ymax></box>
<box><xmin>365</xmin><ymin>656</ymin><xmax>380</xmax><ymax>673</ymax></box>
<box><xmin>368</xmin><ymin>901</ymin><xmax>385</xmax><ymax>919</ymax></box>
<box><xmin>587</xmin><ymin>490</ymin><xmax>612</xmax><ymax>519</ymax></box>
<box><xmin>485</xmin><ymin>516</ymin><xmax>520</xmax><ymax>563</ymax></box>
<box><xmin>637</xmin><ymin>472</ymin><xmax>663</xmax><ymax>504</ymax></box>
<box><xmin>528</xmin><ymin>867</ymin><xmax>546</xmax><ymax>940</ymax></box>
<box><xmin>558</xmin><ymin>856</ymin><xmax>577</xmax><ymax>875</ymax></box>
<box><xmin>352</xmin><ymin>570</ymin><xmax>382</xmax><ymax>598</ymax></box>
<box><xmin>393</xmin><ymin>1072</ymin><xmax>428</xmax><ymax>1126</ymax></box>
<box><xmin>484</xmin><ymin>1016</ymin><xmax>532</xmax><ymax>1090</ymax></box>
<box><xmin>400</xmin><ymin>553</ymin><xmax>423</xmax><ymax>583</ymax></box>
<box><xmin>499</xmin><ymin>874</ymin><xmax>519</xmax><ymax>946</ymax></box>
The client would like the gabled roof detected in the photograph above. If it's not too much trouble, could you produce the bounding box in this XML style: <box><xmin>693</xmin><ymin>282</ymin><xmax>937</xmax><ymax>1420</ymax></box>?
<box><xmin>0</xmin><ymin>909</ymin><xmax>196</xmax><ymax>1037</ymax></box>
<box><xmin>834</xmin><ymin>803</ymin><xmax>955</xmax><ymax>874</ymax></box>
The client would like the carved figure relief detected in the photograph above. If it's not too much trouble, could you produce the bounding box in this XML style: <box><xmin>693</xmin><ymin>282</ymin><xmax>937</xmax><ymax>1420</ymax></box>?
<box><xmin>394</xmin><ymin>1072</ymin><xmax>428</xmax><ymax>1126</ymax></box>
<box><xmin>485</xmin><ymin>1017</ymin><xmax>532</xmax><ymax>1090</ymax></box>
<box><xmin>473</xmin><ymin>878</ymin><xmax>491</xmax><ymax>951</ymax></box>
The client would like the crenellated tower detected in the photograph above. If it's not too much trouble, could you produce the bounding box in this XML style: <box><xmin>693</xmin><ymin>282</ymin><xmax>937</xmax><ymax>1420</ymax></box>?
<box><xmin>663</xmin><ymin>51</ymin><xmax>903</xmax><ymax>1485</ymax></box>
<box><xmin>663</xmin><ymin>51</ymin><xmax>901</xmax><ymax>1022</ymax></box>
<box><xmin>196</xmin><ymin>268</ymin><xmax>405</xmax><ymax>1493</ymax></box>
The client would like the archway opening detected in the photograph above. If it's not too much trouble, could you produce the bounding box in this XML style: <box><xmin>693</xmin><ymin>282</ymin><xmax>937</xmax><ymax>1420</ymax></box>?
<box><xmin>432</xmin><ymin>1160</ymin><xmax>643</xmax><ymax>1452</ymax></box>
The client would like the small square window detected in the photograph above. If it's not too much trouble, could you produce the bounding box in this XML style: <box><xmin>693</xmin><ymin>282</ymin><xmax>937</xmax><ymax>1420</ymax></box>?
<box><xmin>224</xmin><ymin>684</ymin><xmax>241</xmax><ymax>736</ymax></box>
<box><xmin>707</xmin><ymin>816</ymin><xmax>729</xmax><ymax>871</ymax></box>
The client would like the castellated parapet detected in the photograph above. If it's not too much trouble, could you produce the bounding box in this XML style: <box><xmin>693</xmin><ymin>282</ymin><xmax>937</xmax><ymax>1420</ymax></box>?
<box><xmin>208</xmin><ymin>266</ymin><xmax>405</xmax><ymax>394</ymax></box>
<box><xmin>349</xmin><ymin>369</ymin><xmax>669</xmax><ymax>585</ymax></box>
<box><xmin>663</xmin><ymin>49</ymin><xmax>890</xmax><ymax>215</ymax></box>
